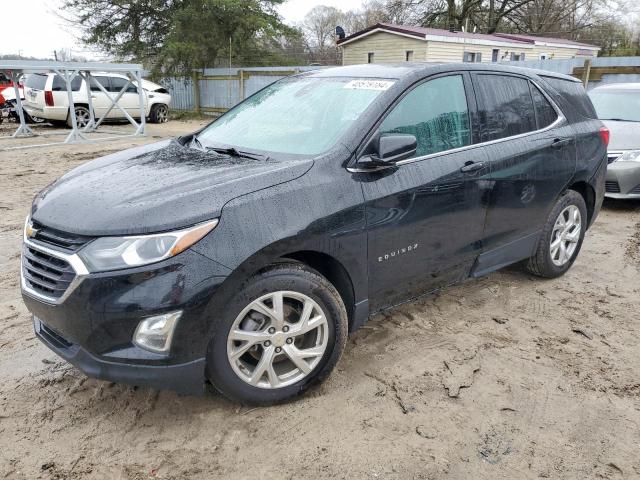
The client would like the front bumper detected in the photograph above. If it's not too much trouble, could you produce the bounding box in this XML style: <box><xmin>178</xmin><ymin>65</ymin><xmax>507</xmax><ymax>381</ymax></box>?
<box><xmin>605</xmin><ymin>161</ymin><xmax>640</xmax><ymax>199</ymax></box>
<box><xmin>35</xmin><ymin>317</ymin><xmax>206</xmax><ymax>394</ymax></box>
<box><xmin>22</xmin><ymin>242</ymin><xmax>231</xmax><ymax>394</ymax></box>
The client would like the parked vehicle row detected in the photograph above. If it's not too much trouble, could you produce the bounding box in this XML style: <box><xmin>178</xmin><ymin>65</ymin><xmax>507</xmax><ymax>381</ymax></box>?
<box><xmin>1</xmin><ymin>72</ymin><xmax>171</xmax><ymax>128</ymax></box>
<box><xmin>21</xmin><ymin>63</ymin><xmax>608</xmax><ymax>404</ymax></box>
<box><xmin>588</xmin><ymin>83</ymin><xmax>640</xmax><ymax>199</ymax></box>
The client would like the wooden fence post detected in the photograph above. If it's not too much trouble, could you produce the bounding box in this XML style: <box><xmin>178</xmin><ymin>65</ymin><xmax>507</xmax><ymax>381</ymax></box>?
<box><xmin>193</xmin><ymin>71</ymin><xmax>201</xmax><ymax>113</ymax></box>
<box><xmin>239</xmin><ymin>69</ymin><xmax>244</xmax><ymax>101</ymax></box>
<box><xmin>581</xmin><ymin>59</ymin><xmax>592</xmax><ymax>88</ymax></box>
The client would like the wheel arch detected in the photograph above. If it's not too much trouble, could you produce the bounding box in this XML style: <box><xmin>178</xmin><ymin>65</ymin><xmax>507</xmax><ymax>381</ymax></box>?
<box><xmin>567</xmin><ymin>180</ymin><xmax>595</xmax><ymax>228</ymax></box>
<box><xmin>279</xmin><ymin>250</ymin><xmax>357</xmax><ymax>332</ymax></box>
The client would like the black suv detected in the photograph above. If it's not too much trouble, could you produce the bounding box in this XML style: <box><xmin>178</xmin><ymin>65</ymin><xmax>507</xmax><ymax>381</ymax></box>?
<box><xmin>22</xmin><ymin>64</ymin><xmax>607</xmax><ymax>404</ymax></box>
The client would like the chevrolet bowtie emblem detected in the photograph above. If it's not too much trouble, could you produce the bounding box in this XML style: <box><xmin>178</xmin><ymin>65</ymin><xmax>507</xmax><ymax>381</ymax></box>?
<box><xmin>26</xmin><ymin>222</ymin><xmax>38</xmax><ymax>238</ymax></box>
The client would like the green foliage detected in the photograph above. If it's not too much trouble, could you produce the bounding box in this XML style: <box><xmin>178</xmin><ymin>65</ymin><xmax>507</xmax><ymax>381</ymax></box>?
<box><xmin>63</xmin><ymin>0</ymin><xmax>295</xmax><ymax>76</ymax></box>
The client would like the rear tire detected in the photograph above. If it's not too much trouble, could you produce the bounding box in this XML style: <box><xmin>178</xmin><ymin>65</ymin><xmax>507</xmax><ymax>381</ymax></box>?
<box><xmin>206</xmin><ymin>263</ymin><xmax>348</xmax><ymax>405</ymax></box>
<box><xmin>525</xmin><ymin>190</ymin><xmax>587</xmax><ymax>278</ymax></box>
<box><xmin>67</xmin><ymin>105</ymin><xmax>91</xmax><ymax>128</ymax></box>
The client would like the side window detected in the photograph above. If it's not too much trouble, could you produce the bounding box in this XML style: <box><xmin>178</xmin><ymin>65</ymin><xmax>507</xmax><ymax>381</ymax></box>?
<box><xmin>51</xmin><ymin>75</ymin><xmax>82</xmax><ymax>91</ymax></box>
<box><xmin>530</xmin><ymin>83</ymin><xmax>558</xmax><ymax>129</ymax></box>
<box><xmin>541</xmin><ymin>76</ymin><xmax>597</xmax><ymax>119</ymax></box>
<box><xmin>474</xmin><ymin>74</ymin><xmax>536</xmax><ymax>141</ymax></box>
<box><xmin>378</xmin><ymin>75</ymin><xmax>471</xmax><ymax>158</ymax></box>
<box><xmin>109</xmin><ymin>76</ymin><xmax>138</xmax><ymax>93</ymax></box>
<box><xmin>91</xmin><ymin>76</ymin><xmax>110</xmax><ymax>92</ymax></box>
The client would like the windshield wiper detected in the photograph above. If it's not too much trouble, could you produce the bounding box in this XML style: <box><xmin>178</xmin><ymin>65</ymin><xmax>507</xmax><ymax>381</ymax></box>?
<box><xmin>189</xmin><ymin>135</ymin><xmax>206</xmax><ymax>151</ymax></box>
<box><xmin>207</xmin><ymin>146</ymin><xmax>268</xmax><ymax>161</ymax></box>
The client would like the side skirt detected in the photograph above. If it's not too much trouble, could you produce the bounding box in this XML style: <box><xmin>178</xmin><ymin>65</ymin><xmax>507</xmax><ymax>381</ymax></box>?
<box><xmin>470</xmin><ymin>231</ymin><xmax>541</xmax><ymax>278</ymax></box>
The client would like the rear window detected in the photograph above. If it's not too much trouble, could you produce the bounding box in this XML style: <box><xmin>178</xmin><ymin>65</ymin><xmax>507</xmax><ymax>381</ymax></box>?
<box><xmin>24</xmin><ymin>74</ymin><xmax>47</xmax><ymax>90</ymax></box>
<box><xmin>474</xmin><ymin>74</ymin><xmax>537</xmax><ymax>142</ymax></box>
<box><xmin>541</xmin><ymin>76</ymin><xmax>597</xmax><ymax>119</ymax></box>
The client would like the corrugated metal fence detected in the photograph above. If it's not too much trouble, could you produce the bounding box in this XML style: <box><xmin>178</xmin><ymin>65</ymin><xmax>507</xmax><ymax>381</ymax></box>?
<box><xmin>164</xmin><ymin>66</ymin><xmax>325</xmax><ymax>113</ymax></box>
<box><xmin>164</xmin><ymin>57</ymin><xmax>640</xmax><ymax>112</ymax></box>
<box><xmin>502</xmin><ymin>56</ymin><xmax>640</xmax><ymax>89</ymax></box>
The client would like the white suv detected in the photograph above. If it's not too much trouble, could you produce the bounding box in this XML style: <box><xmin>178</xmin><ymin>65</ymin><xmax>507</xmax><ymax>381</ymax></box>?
<box><xmin>22</xmin><ymin>73</ymin><xmax>171</xmax><ymax>127</ymax></box>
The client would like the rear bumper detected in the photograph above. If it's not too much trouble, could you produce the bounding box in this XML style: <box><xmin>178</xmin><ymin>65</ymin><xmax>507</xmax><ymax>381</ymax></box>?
<box><xmin>23</xmin><ymin>104</ymin><xmax>68</xmax><ymax>121</ymax></box>
<box><xmin>35</xmin><ymin>317</ymin><xmax>206</xmax><ymax>394</ymax></box>
<box><xmin>605</xmin><ymin>161</ymin><xmax>640</xmax><ymax>199</ymax></box>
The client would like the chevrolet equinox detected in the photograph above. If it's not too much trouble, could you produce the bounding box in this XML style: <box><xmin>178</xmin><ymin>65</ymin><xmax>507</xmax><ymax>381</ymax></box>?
<box><xmin>21</xmin><ymin>64</ymin><xmax>608</xmax><ymax>404</ymax></box>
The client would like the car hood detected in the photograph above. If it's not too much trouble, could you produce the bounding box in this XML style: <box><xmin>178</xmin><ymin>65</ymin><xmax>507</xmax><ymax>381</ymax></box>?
<box><xmin>31</xmin><ymin>139</ymin><xmax>313</xmax><ymax>236</ymax></box>
<box><xmin>602</xmin><ymin>120</ymin><xmax>640</xmax><ymax>151</ymax></box>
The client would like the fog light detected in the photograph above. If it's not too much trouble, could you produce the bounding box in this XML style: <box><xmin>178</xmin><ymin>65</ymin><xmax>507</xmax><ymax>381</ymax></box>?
<box><xmin>133</xmin><ymin>311</ymin><xmax>182</xmax><ymax>353</ymax></box>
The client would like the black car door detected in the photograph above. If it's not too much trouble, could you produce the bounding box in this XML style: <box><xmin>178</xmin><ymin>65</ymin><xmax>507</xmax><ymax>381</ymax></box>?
<box><xmin>357</xmin><ymin>73</ymin><xmax>491</xmax><ymax>311</ymax></box>
<box><xmin>469</xmin><ymin>73</ymin><xmax>576</xmax><ymax>276</ymax></box>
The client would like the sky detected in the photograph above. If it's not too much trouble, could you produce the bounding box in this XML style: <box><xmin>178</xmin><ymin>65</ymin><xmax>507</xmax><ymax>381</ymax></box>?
<box><xmin>2</xmin><ymin>0</ymin><xmax>367</xmax><ymax>59</ymax></box>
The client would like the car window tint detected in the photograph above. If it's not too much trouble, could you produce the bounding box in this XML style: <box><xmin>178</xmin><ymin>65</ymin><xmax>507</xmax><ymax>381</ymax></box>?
<box><xmin>541</xmin><ymin>76</ymin><xmax>596</xmax><ymax>119</ymax></box>
<box><xmin>530</xmin><ymin>83</ymin><xmax>558</xmax><ymax>128</ymax></box>
<box><xmin>24</xmin><ymin>74</ymin><xmax>48</xmax><ymax>90</ymax></box>
<box><xmin>110</xmin><ymin>77</ymin><xmax>138</xmax><ymax>93</ymax></box>
<box><xmin>90</xmin><ymin>76</ymin><xmax>110</xmax><ymax>92</ymax></box>
<box><xmin>475</xmin><ymin>74</ymin><xmax>536</xmax><ymax>141</ymax></box>
<box><xmin>378</xmin><ymin>75</ymin><xmax>471</xmax><ymax>157</ymax></box>
<box><xmin>51</xmin><ymin>75</ymin><xmax>82</xmax><ymax>92</ymax></box>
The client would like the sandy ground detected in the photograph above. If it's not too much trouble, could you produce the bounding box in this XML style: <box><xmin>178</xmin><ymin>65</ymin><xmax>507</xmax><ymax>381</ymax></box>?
<box><xmin>0</xmin><ymin>119</ymin><xmax>639</xmax><ymax>480</ymax></box>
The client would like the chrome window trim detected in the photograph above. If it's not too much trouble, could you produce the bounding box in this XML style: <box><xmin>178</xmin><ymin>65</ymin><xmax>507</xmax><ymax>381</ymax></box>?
<box><xmin>21</xmin><ymin>218</ymin><xmax>89</xmax><ymax>305</ymax></box>
<box><xmin>348</xmin><ymin>76</ymin><xmax>566</xmax><ymax>173</ymax></box>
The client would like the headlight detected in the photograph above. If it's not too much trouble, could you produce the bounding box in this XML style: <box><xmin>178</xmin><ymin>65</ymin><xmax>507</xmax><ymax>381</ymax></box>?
<box><xmin>79</xmin><ymin>219</ymin><xmax>218</xmax><ymax>272</ymax></box>
<box><xmin>617</xmin><ymin>150</ymin><xmax>640</xmax><ymax>163</ymax></box>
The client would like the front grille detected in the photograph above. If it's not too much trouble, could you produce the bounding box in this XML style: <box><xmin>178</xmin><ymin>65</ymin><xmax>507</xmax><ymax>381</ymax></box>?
<box><xmin>605</xmin><ymin>180</ymin><xmax>621</xmax><ymax>193</ymax></box>
<box><xmin>631</xmin><ymin>184</ymin><xmax>640</xmax><ymax>194</ymax></box>
<box><xmin>30</xmin><ymin>220</ymin><xmax>91</xmax><ymax>252</ymax></box>
<box><xmin>22</xmin><ymin>245</ymin><xmax>76</xmax><ymax>300</ymax></box>
<box><xmin>39</xmin><ymin>321</ymin><xmax>73</xmax><ymax>349</ymax></box>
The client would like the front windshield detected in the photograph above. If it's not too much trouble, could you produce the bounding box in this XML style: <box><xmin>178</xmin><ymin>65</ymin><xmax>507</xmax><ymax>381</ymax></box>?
<box><xmin>588</xmin><ymin>90</ymin><xmax>640</xmax><ymax>122</ymax></box>
<box><xmin>197</xmin><ymin>77</ymin><xmax>395</xmax><ymax>155</ymax></box>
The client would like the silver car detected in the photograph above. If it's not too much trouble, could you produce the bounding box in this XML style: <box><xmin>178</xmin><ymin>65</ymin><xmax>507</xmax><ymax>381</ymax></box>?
<box><xmin>589</xmin><ymin>83</ymin><xmax>640</xmax><ymax>199</ymax></box>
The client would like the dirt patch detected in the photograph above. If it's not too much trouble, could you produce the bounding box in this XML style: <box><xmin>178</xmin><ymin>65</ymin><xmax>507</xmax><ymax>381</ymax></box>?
<box><xmin>1</xmin><ymin>121</ymin><xmax>640</xmax><ymax>479</ymax></box>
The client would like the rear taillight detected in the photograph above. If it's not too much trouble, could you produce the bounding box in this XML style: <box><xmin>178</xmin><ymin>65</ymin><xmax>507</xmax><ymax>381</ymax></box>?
<box><xmin>44</xmin><ymin>90</ymin><xmax>54</xmax><ymax>107</ymax></box>
<box><xmin>599</xmin><ymin>126</ymin><xmax>610</xmax><ymax>147</ymax></box>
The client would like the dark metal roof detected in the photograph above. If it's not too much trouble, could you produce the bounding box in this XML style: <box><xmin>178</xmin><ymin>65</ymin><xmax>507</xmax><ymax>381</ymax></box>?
<box><xmin>337</xmin><ymin>23</ymin><xmax>531</xmax><ymax>46</ymax></box>
<box><xmin>493</xmin><ymin>33</ymin><xmax>599</xmax><ymax>49</ymax></box>
<box><xmin>337</xmin><ymin>23</ymin><xmax>599</xmax><ymax>50</ymax></box>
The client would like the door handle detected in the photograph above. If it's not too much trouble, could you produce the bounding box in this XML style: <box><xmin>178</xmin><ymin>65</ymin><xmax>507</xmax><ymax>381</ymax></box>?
<box><xmin>460</xmin><ymin>161</ymin><xmax>484</xmax><ymax>173</ymax></box>
<box><xmin>551</xmin><ymin>138</ymin><xmax>571</xmax><ymax>149</ymax></box>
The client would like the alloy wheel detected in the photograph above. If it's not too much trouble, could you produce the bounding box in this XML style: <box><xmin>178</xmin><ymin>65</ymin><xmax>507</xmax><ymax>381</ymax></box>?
<box><xmin>226</xmin><ymin>291</ymin><xmax>329</xmax><ymax>389</ymax></box>
<box><xmin>550</xmin><ymin>205</ymin><xmax>582</xmax><ymax>266</ymax></box>
<box><xmin>156</xmin><ymin>105</ymin><xmax>168</xmax><ymax>123</ymax></box>
<box><xmin>74</xmin><ymin>107</ymin><xmax>90</xmax><ymax>128</ymax></box>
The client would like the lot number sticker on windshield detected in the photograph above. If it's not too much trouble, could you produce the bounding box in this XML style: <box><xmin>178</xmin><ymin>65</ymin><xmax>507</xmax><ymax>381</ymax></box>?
<box><xmin>344</xmin><ymin>80</ymin><xmax>395</xmax><ymax>91</ymax></box>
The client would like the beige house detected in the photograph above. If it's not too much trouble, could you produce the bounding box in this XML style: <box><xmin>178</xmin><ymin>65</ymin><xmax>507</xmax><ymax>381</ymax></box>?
<box><xmin>337</xmin><ymin>23</ymin><xmax>600</xmax><ymax>66</ymax></box>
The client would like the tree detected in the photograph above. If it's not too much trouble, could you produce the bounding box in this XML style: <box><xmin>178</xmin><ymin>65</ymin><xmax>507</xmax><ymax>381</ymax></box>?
<box><xmin>302</xmin><ymin>5</ymin><xmax>344</xmax><ymax>61</ymax></box>
<box><xmin>62</xmin><ymin>0</ymin><xmax>295</xmax><ymax>75</ymax></box>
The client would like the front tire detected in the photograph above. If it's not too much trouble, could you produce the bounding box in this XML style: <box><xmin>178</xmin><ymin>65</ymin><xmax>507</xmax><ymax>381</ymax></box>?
<box><xmin>149</xmin><ymin>104</ymin><xmax>169</xmax><ymax>123</ymax></box>
<box><xmin>206</xmin><ymin>263</ymin><xmax>348</xmax><ymax>404</ymax></box>
<box><xmin>526</xmin><ymin>190</ymin><xmax>587</xmax><ymax>278</ymax></box>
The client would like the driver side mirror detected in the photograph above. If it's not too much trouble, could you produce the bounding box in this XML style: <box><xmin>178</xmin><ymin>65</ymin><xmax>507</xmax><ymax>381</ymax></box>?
<box><xmin>358</xmin><ymin>133</ymin><xmax>417</xmax><ymax>171</ymax></box>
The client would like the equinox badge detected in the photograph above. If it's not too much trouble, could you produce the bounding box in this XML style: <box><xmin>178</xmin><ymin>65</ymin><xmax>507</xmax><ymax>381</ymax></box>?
<box><xmin>378</xmin><ymin>243</ymin><xmax>419</xmax><ymax>262</ymax></box>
